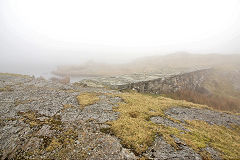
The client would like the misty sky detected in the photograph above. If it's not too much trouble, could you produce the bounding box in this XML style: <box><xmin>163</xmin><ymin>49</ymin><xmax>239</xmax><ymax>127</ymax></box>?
<box><xmin>1</xmin><ymin>0</ymin><xmax>240</xmax><ymax>74</ymax></box>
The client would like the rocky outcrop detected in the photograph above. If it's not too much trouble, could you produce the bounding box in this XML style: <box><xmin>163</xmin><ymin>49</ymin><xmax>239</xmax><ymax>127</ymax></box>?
<box><xmin>110</xmin><ymin>69</ymin><xmax>211</xmax><ymax>94</ymax></box>
<box><xmin>1</xmin><ymin>73</ymin><xmax>239</xmax><ymax>159</ymax></box>
<box><xmin>0</xmin><ymin>74</ymin><xmax>136</xmax><ymax>159</ymax></box>
<box><xmin>165</xmin><ymin>107</ymin><xmax>240</xmax><ymax>128</ymax></box>
<box><xmin>144</xmin><ymin>136</ymin><xmax>202</xmax><ymax>160</ymax></box>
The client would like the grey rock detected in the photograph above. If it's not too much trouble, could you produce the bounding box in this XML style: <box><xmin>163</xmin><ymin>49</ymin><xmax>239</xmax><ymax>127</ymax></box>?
<box><xmin>145</xmin><ymin>136</ymin><xmax>202</xmax><ymax>160</ymax></box>
<box><xmin>201</xmin><ymin>146</ymin><xmax>222</xmax><ymax>160</ymax></box>
<box><xmin>150</xmin><ymin>116</ymin><xmax>189</xmax><ymax>131</ymax></box>
<box><xmin>165</xmin><ymin>107</ymin><xmax>240</xmax><ymax>128</ymax></box>
<box><xmin>0</xmin><ymin>74</ymin><xmax>136</xmax><ymax>160</ymax></box>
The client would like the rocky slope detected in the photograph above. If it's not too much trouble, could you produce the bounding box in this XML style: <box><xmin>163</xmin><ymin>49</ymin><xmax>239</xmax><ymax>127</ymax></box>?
<box><xmin>0</xmin><ymin>73</ymin><xmax>240</xmax><ymax>159</ymax></box>
<box><xmin>81</xmin><ymin>67</ymin><xmax>240</xmax><ymax>113</ymax></box>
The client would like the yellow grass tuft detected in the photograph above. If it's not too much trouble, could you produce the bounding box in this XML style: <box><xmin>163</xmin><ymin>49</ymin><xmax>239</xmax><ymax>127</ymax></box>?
<box><xmin>0</xmin><ymin>72</ymin><xmax>29</xmax><ymax>77</ymax></box>
<box><xmin>63</xmin><ymin>104</ymin><xmax>72</xmax><ymax>109</ymax></box>
<box><xmin>108</xmin><ymin>92</ymin><xmax>240</xmax><ymax>159</ymax></box>
<box><xmin>181</xmin><ymin>121</ymin><xmax>240</xmax><ymax>159</ymax></box>
<box><xmin>46</xmin><ymin>138</ymin><xmax>61</xmax><ymax>152</ymax></box>
<box><xmin>0</xmin><ymin>85</ymin><xmax>14</xmax><ymax>92</ymax></box>
<box><xmin>77</xmin><ymin>92</ymin><xmax>99</xmax><ymax>108</ymax></box>
<box><xmin>108</xmin><ymin>92</ymin><xmax>207</xmax><ymax>154</ymax></box>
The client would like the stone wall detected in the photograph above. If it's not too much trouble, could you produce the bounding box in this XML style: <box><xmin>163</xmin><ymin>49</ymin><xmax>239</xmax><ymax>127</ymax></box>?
<box><xmin>110</xmin><ymin>69</ymin><xmax>211</xmax><ymax>94</ymax></box>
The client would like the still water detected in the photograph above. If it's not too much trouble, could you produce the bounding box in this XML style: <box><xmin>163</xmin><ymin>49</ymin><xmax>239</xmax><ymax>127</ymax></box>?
<box><xmin>0</xmin><ymin>63</ymin><xmax>93</xmax><ymax>83</ymax></box>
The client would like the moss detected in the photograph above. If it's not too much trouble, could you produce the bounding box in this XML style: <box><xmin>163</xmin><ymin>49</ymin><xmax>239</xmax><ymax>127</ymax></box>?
<box><xmin>108</xmin><ymin>92</ymin><xmax>207</xmax><ymax>154</ymax></box>
<box><xmin>100</xmin><ymin>127</ymin><xmax>112</xmax><ymax>134</ymax></box>
<box><xmin>0</xmin><ymin>85</ymin><xmax>13</xmax><ymax>92</ymax></box>
<box><xmin>73</xmin><ymin>82</ymin><xmax>87</xmax><ymax>87</ymax></box>
<box><xmin>43</xmin><ymin>128</ymin><xmax>78</xmax><ymax>155</ymax></box>
<box><xmin>18</xmin><ymin>111</ymin><xmax>63</xmax><ymax>130</ymax></box>
<box><xmin>46</xmin><ymin>115</ymin><xmax>62</xmax><ymax>130</ymax></box>
<box><xmin>77</xmin><ymin>92</ymin><xmax>100</xmax><ymax>108</ymax></box>
<box><xmin>63</xmin><ymin>104</ymin><xmax>72</xmax><ymax>109</ymax></box>
<box><xmin>41</xmin><ymin>136</ymin><xmax>53</xmax><ymax>149</ymax></box>
<box><xmin>29</xmin><ymin>121</ymin><xmax>39</xmax><ymax>127</ymax></box>
<box><xmin>179</xmin><ymin>120</ymin><xmax>240</xmax><ymax>159</ymax></box>
<box><xmin>46</xmin><ymin>138</ymin><xmax>61</xmax><ymax>152</ymax></box>
<box><xmin>13</xmin><ymin>148</ymin><xmax>35</xmax><ymax>160</ymax></box>
<box><xmin>16</xmin><ymin>111</ymin><xmax>82</xmax><ymax>158</ymax></box>
<box><xmin>65</xmin><ymin>89</ymin><xmax>76</xmax><ymax>93</ymax></box>
<box><xmin>0</xmin><ymin>119</ymin><xmax>5</xmax><ymax>127</ymax></box>
<box><xmin>14</xmin><ymin>99</ymin><xmax>33</xmax><ymax>106</ymax></box>
<box><xmin>108</xmin><ymin>92</ymin><xmax>240</xmax><ymax>158</ymax></box>
<box><xmin>18</xmin><ymin>111</ymin><xmax>43</xmax><ymax>128</ymax></box>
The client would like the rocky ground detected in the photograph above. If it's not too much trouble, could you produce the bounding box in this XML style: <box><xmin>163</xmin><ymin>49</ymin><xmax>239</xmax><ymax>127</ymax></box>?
<box><xmin>0</xmin><ymin>74</ymin><xmax>136</xmax><ymax>159</ymax></box>
<box><xmin>80</xmin><ymin>73</ymin><xmax>171</xmax><ymax>87</ymax></box>
<box><xmin>0</xmin><ymin>73</ymin><xmax>240</xmax><ymax>159</ymax></box>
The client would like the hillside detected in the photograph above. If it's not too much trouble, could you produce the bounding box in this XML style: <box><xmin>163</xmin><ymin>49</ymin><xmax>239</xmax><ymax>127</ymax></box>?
<box><xmin>52</xmin><ymin>53</ymin><xmax>240</xmax><ymax>76</ymax></box>
<box><xmin>0</xmin><ymin>73</ymin><xmax>240</xmax><ymax>159</ymax></box>
<box><xmin>166</xmin><ymin>68</ymin><xmax>240</xmax><ymax>113</ymax></box>
<box><xmin>79</xmin><ymin>67</ymin><xmax>240</xmax><ymax>113</ymax></box>
<box><xmin>53</xmin><ymin>53</ymin><xmax>240</xmax><ymax>113</ymax></box>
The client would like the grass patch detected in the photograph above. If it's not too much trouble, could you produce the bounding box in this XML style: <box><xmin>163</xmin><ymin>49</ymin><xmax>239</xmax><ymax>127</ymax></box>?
<box><xmin>181</xmin><ymin>121</ymin><xmax>240</xmax><ymax>159</ymax></box>
<box><xmin>165</xmin><ymin>89</ymin><xmax>240</xmax><ymax>113</ymax></box>
<box><xmin>63</xmin><ymin>104</ymin><xmax>72</xmax><ymax>109</ymax></box>
<box><xmin>108</xmin><ymin>92</ymin><xmax>240</xmax><ymax>159</ymax></box>
<box><xmin>14</xmin><ymin>99</ymin><xmax>33</xmax><ymax>106</ymax></box>
<box><xmin>0</xmin><ymin>72</ymin><xmax>29</xmax><ymax>77</ymax></box>
<box><xmin>0</xmin><ymin>85</ymin><xmax>14</xmax><ymax>92</ymax></box>
<box><xmin>108</xmin><ymin>92</ymin><xmax>207</xmax><ymax>154</ymax></box>
<box><xmin>46</xmin><ymin>138</ymin><xmax>61</xmax><ymax>152</ymax></box>
<box><xmin>77</xmin><ymin>92</ymin><xmax>100</xmax><ymax>108</ymax></box>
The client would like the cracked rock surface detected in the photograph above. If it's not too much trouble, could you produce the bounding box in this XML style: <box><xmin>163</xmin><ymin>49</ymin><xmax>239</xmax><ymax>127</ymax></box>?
<box><xmin>144</xmin><ymin>136</ymin><xmax>202</xmax><ymax>160</ymax></box>
<box><xmin>0</xmin><ymin>74</ymin><xmax>136</xmax><ymax>159</ymax></box>
<box><xmin>165</xmin><ymin>107</ymin><xmax>240</xmax><ymax>128</ymax></box>
<box><xmin>1</xmin><ymin>74</ymin><xmax>239</xmax><ymax>159</ymax></box>
<box><xmin>150</xmin><ymin>116</ymin><xmax>188</xmax><ymax>131</ymax></box>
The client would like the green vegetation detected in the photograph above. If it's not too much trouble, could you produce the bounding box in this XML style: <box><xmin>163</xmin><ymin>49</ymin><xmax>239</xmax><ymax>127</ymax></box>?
<box><xmin>165</xmin><ymin>89</ymin><xmax>240</xmax><ymax>113</ymax></box>
<box><xmin>0</xmin><ymin>85</ymin><xmax>13</xmax><ymax>92</ymax></box>
<box><xmin>0</xmin><ymin>72</ymin><xmax>29</xmax><ymax>77</ymax></box>
<box><xmin>108</xmin><ymin>92</ymin><xmax>206</xmax><ymax>154</ymax></box>
<box><xmin>46</xmin><ymin>138</ymin><xmax>61</xmax><ymax>152</ymax></box>
<box><xmin>77</xmin><ymin>92</ymin><xmax>100</xmax><ymax>108</ymax></box>
<box><xmin>108</xmin><ymin>92</ymin><xmax>240</xmax><ymax>159</ymax></box>
<box><xmin>14</xmin><ymin>99</ymin><xmax>33</xmax><ymax>106</ymax></box>
<box><xmin>165</xmin><ymin>68</ymin><xmax>240</xmax><ymax>113</ymax></box>
<box><xmin>63</xmin><ymin>104</ymin><xmax>72</xmax><ymax>109</ymax></box>
<box><xmin>183</xmin><ymin>121</ymin><xmax>240</xmax><ymax>159</ymax></box>
<box><xmin>17</xmin><ymin>110</ymin><xmax>85</xmax><ymax>158</ymax></box>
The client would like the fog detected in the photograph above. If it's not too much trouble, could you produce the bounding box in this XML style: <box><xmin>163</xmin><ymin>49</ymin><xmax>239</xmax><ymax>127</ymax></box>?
<box><xmin>1</xmin><ymin>0</ymin><xmax>240</xmax><ymax>77</ymax></box>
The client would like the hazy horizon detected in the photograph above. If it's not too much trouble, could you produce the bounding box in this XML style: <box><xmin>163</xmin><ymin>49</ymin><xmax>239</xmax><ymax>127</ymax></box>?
<box><xmin>1</xmin><ymin>0</ymin><xmax>240</xmax><ymax>75</ymax></box>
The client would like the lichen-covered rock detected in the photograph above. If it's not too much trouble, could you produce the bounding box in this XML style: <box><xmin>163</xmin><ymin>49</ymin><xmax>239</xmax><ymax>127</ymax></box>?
<box><xmin>0</xmin><ymin>74</ymin><xmax>137</xmax><ymax>159</ymax></box>
<box><xmin>1</xmin><ymin>73</ymin><xmax>239</xmax><ymax>159</ymax></box>
<box><xmin>165</xmin><ymin>107</ymin><xmax>240</xmax><ymax>128</ymax></box>
<box><xmin>144</xmin><ymin>136</ymin><xmax>202</xmax><ymax>160</ymax></box>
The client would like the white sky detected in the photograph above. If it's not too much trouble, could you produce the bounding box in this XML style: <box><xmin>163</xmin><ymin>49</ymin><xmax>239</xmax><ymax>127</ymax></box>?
<box><xmin>1</xmin><ymin>0</ymin><xmax>240</xmax><ymax>66</ymax></box>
